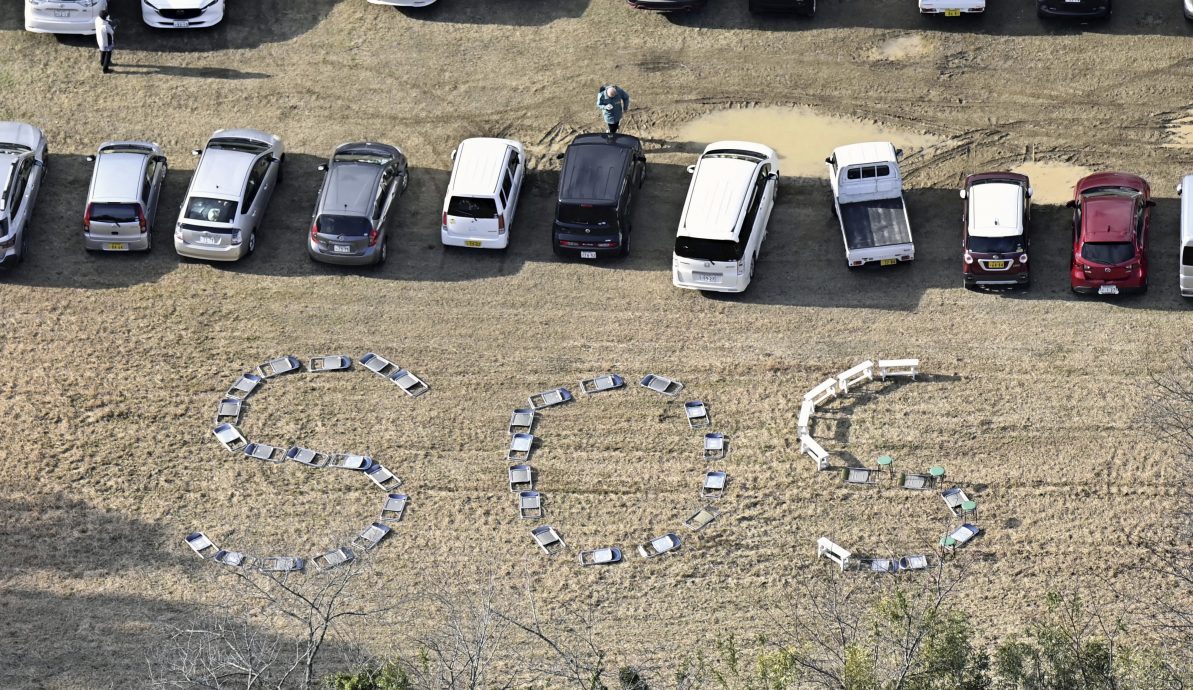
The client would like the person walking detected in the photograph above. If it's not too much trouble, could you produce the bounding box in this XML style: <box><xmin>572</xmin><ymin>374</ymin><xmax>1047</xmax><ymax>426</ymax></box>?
<box><xmin>95</xmin><ymin>10</ymin><xmax>115</xmax><ymax>74</ymax></box>
<box><xmin>596</xmin><ymin>85</ymin><xmax>630</xmax><ymax>134</ymax></box>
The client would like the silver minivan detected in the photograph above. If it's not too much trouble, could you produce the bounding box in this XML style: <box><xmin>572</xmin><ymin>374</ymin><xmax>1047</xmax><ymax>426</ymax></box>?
<box><xmin>175</xmin><ymin>129</ymin><xmax>284</xmax><ymax>262</ymax></box>
<box><xmin>84</xmin><ymin>141</ymin><xmax>167</xmax><ymax>252</ymax></box>
<box><xmin>1180</xmin><ymin>174</ymin><xmax>1193</xmax><ymax>297</ymax></box>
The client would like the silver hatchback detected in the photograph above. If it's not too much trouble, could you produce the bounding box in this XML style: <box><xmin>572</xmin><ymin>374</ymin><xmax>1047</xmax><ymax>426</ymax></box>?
<box><xmin>175</xmin><ymin>128</ymin><xmax>284</xmax><ymax>262</ymax></box>
<box><xmin>83</xmin><ymin>141</ymin><xmax>167</xmax><ymax>252</ymax></box>
<box><xmin>0</xmin><ymin>121</ymin><xmax>48</xmax><ymax>267</ymax></box>
<box><xmin>308</xmin><ymin>142</ymin><xmax>407</xmax><ymax>266</ymax></box>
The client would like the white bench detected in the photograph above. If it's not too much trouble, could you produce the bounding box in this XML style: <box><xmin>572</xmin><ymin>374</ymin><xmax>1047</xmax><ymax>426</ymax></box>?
<box><xmin>803</xmin><ymin>378</ymin><xmax>838</xmax><ymax>407</ymax></box>
<box><xmin>797</xmin><ymin>399</ymin><xmax>813</xmax><ymax>437</ymax></box>
<box><xmin>817</xmin><ymin>537</ymin><xmax>852</xmax><ymax>571</ymax></box>
<box><xmin>837</xmin><ymin>360</ymin><xmax>874</xmax><ymax>394</ymax></box>
<box><xmin>800</xmin><ymin>434</ymin><xmax>830</xmax><ymax>471</ymax></box>
<box><xmin>878</xmin><ymin>359</ymin><xmax>920</xmax><ymax>381</ymax></box>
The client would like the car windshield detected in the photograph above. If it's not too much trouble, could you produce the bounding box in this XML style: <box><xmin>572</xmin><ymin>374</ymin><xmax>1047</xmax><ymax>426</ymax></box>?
<box><xmin>0</xmin><ymin>143</ymin><xmax>30</xmax><ymax>155</ymax></box>
<box><xmin>1081</xmin><ymin>242</ymin><xmax>1135</xmax><ymax>265</ymax></box>
<box><xmin>1082</xmin><ymin>186</ymin><xmax>1141</xmax><ymax>200</ymax></box>
<box><xmin>967</xmin><ymin>236</ymin><xmax>1023</xmax><ymax>254</ymax></box>
<box><xmin>184</xmin><ymin>197</ymin><xmax>237</xmax><ymax>224</ymax></box>
<box><xmin>316</xmin><ymin>214</ymin><xmax>373</xmax><ymax>237</ymax></box>
<box><xmin>557</xmin><ymin>203</ymin><xmax>615</xmax><ymax>227</ymax></box>
<box><xmin>333</xmin><ymin>151</ymin><xmax>389</xmax><ymax>165</ymax></box>
<box><xmin>89</xmin><ymin>202</ymin><xmax>139</xmax><ymax>223</ymax></box>
<box><xmin>207</xmin><ymin>138</ymin><xmax>269</xmax><ymax>155</ymax></box>
<box><xmin>674</xmin><ymin>235</ymin><xmax>742</xmax><ymax>262</ymax></box>
<box><xmin>703</xmin><ymin>149</ymin><xmax>764</xmax><ymax>163</ymax></box>
<box><xmin>447</xmin><ymin>196</ymin><xmax>498</xmax><ymax>219</ymax></box>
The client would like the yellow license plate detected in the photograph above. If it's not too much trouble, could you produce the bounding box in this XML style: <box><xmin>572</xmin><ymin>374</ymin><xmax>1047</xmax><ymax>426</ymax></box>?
<box><xmin>464</xmin><ymin>240</ymin><xmax>482</xmax><ymax>248</ymax></box>
<box><xmin>944</xmin><ymin>9</ymin><xmax>961</xmax><ymax>15</ymax></box>
<box><xmin>104</xmin><ymin>243</ymin><xmax>128</xmax><ymax>251</ymax></box>
<box><xmin>986</xmin><ymin>261</ymin><xmax>1007</xmax><ymax>269</ymax></box>
<box><xmin>880</xmin><ymin>258</ymin><xmax>897</xmax><ymax>266</ymax></box>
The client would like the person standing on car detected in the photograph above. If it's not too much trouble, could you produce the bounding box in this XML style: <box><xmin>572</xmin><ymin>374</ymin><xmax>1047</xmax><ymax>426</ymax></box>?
<box><xmin>95</xmin><ymin>10</ymin><xmax>115</xmax><ymax>74</ymax></box>
<box><xmin>597</xmin><ymin>85</ymin><xmax>630</xmax><ymax>134</ymax></box>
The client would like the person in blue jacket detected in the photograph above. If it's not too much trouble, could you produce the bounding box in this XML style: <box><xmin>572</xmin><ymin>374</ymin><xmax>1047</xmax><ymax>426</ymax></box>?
<box><xmin>597</xmin><ymin>85</ymin><xmax>630</xmax><ymax>134</ymax></box>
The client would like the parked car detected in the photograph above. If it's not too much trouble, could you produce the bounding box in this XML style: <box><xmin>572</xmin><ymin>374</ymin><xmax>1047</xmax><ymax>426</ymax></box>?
<box><xmin>1037</xmin><ymin>0</ymin><xmax>1110</xmax><ymax>18</ymax></box>
<box><xmin>673</xmin><ymin>141</ymin><xmax>778</xmax><ymax>293</ymax></box>
<box><xmin>1068</xmin><ymin>172</ymin><xmax>1152</xmax><ymax>295</ymax></box>
<box><xmin>441</xmin><ymin>137</ymin><xmax>525</xmax><ymax>250</ymax></box>
<box><xmin>308</xmin><ymin>142</ymin><xmax>407</xmax><ymax>266</ymax></box>
<box><xmin>25</xmin><ymin>0</ymin><xmax>107</xmax><ymax>34</ymax></box>
<box><xmin>749</xmin><ymin>0</ymin><xmax>815</xmax><ymax>15</ymax></box>
<box><xmin>83</xmin><ymin>141</ymin><xmax>167</xmax><ymax>252</ymax></box>
<box><xmin>627</xmin><ymin>0</ymin><xmax>705</xmax><ymax>10</ymax></box>
<box><xmin>1186</xmin><ymin>0</ymin><xmax>1193</xmax><ymax>20</ymax></box>
<box><xmin>960</xmin><ymin>172</ymin><xmax>1031</xmax><ymax>289</ymax></box>
<box><xmin>826</xmin><ymin>141</ymin><xmax>914</xmax><ymax>268</ymax></box>
<box><xmin>175</xmin><ymin>129</ymin><xmax>284</xmax><ymax>262</ymax></box>
<box><xmin>920</xmin><ymin>0</ymin><xmax>984</xmax><ymax>16</ymax></box>
<box><xmin>1181</xmin><ymin>175</ymin><xmax>1193</xmax><ymax>297</ymax></box>
<box><xmin>552</xmin><ymin>133</ymin><xmax>646</xmax><ymax>259</ymax></box>
<box><xmin>141</xmin><ymin>0</ymin><xmax>225</xmax><ymax>29</ymax></box>
<box><xmin>0</xmin><ymin>122</ymin><xmax>48</xmax><ymax>267</ymax></box>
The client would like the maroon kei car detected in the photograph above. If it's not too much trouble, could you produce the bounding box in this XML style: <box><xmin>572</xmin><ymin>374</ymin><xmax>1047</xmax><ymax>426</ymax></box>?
<box><xmin>960</xmin><ymin>172</ymin><xmax>1032</xmax><ymax>289</ymax></box>
<box><xmin>1068</xmin><ymin>172</ymin><xmax>1153</xmax><ymax>296</ymax></box>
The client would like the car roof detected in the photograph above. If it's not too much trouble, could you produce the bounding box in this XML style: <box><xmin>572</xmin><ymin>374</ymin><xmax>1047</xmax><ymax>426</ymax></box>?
<box><xmin>1082</xmin><ymin>195</ymin><xmax>1135</xmax><ymax>242</ymax></box>
<box><xmin>0</xmin><ymin>121</ymin><xmax>43</xmax><ymax>150</ymax></box>
<box><xmin>191</xmin><ymin>147</ymin><xmax>257</xmax><ymax>199</ymax></box>
<box><xmin>321</xmin><ymin>162</ymin><xmax>384</xmax><ymax>216</ymax></box>
<box><xmin>449</xmin><ymin>138</ymin><xmax>518</xmax><ymax>197</ymax></box>
<box><xmin>559</xmin><ymin>136</ymin><xmax>635</xmax><ymax>203</ymax></box>
<box><xmin>832</xmin><ymin>141</ymin><xmax>899</xmax><ymax>168</ymax></box>
<box><xmin>968</xmin><ymin>182</ymin><xmax>1024</xmax><ymax>238</ymax></box>
<box><xmin>91</xmin><ymin>151</ymin><xmax>150</xmax><ymax>202</ymax></box>
<box><xmin>678</xmin><ymin>150</ymin><xmax>760</xmax><ymax>240</ymax></box>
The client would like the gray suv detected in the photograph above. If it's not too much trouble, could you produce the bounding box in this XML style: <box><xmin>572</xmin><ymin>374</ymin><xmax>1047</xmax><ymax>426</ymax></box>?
<box><xmin>308</xmin><ymin>142</ymin><xmax>407</xmax><ymax>266</ymax></box>
<box><xmin>83</xmin><ymin>141</ymin><xmax>167</xmax><ymax>252</ymax></box>
<box><xmin>175</xmin><ymin>129</ymin><xmax>284</xmax><ymax>262</ymax></box>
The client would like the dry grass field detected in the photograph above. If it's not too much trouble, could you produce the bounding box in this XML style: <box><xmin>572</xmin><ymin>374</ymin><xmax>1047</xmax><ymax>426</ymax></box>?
<box><xmin>2</xmin><ymin>0</ymin><xmax>1193</xmax><ymax>686</ymax></box>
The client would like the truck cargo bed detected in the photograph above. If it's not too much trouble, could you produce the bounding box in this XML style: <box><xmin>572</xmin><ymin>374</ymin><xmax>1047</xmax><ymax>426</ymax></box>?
<box><xmin>839</xmin><ymin>198</ymin><xmax>912</xmax><ymax>250</ymax></box>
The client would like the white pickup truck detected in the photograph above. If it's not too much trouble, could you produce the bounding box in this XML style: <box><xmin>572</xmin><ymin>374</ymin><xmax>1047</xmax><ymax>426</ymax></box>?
<box><xmin>918</xmin><ymin>0</ymin><xmax>985</xmax><ymax>15</ymax></box>
<box><xmin>825</xmin><ymin>141</ymin><xmax>914</xmax><ymax>268</ymax></box>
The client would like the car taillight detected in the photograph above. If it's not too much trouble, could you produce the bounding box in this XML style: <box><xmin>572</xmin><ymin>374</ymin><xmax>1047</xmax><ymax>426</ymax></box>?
<box><xmin>137</xmin><ymin>206</ymin><xmax>148</xmax><ymax>234</ymax></box>
<box><xmin>736</xmin><ymin>261</ymin><xmax>745</xmax><ymax>276</ymax></box>
<box><xmin>230</xmin><ymin>231</ymin><xmax>242</xmax><ymax>246</ymax></box>
<box><xmin>963</xmin><ymin>252</ymin><xmax>973</xmax><ymax>264</ymax></box>
<box><xmin>174</xmin><ymin>225</ymin><xmax>183</xmax><ymax>241</ymax></box>
<box><xmin>368</xmin><ymin>227</ymin><xmax>379</xmax><ymax>247</ymax></box>
<box><xmin>441</xmin><ymin>212</ymin><xmax>447</xmax><ymax>230</ymax></box>
<box><xmin>497</xmin><ymin>214</ymin><xmax>506</xmax><ymax>234</ymax></box>
<box><xmin>83</xmin><ymin>203</ymin><xmax>92</xmax><ymax>232</ymax></box>
<box><xmin>900</xmin><ymin>255</ymin><xmax>911</xmax><ymax>261</ymax></box>
<box><xmin>1019</xmin><ymin>254</ymin><xmax>1028</xmax><ymax>264</ymax></box>
<box><xmin>310</xmin><ymin>222</ymin><xmax>318</xmax><ymax>240</ymax></box>
<box><xmin>597</xmin><ymin>241</ymin><xmax>616</xmax><ymax>248</ymax></box>
<box><xmin>560</xmin><ymin>240</ymin><xmax>579</xmax><ymax>247</ymax></box>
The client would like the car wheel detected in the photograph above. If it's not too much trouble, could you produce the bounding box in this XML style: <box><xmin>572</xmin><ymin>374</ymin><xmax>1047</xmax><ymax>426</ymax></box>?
<box><xmin>377</xmin><ymin>239</ymin><xmax>388</xmax><ymax>265</ymax></box>
<box><xmin>620</xmin><ymin>229</ymin><xmax>631</xmax><ymax>257</ymax></box>
<box><xmin>18</xmin><ymin>230</ymin><xmax>28</xmax><ymax>263</ymax></box>
<box><xmin>401</xmin><ymin>170</ymin><xmax>409</xmax><ymax>192</ymax></box>
<box><xmin>799</xmin><ymin>0</ymin><xmax>815</xmax><ymax>17</ymax></box>
<box><xmin>247</xmin><ymin>230</ymin><xmax>257</xmax><ymax>255</ymax></box>
<box><xmin>276</xmin><ymin>154</ymin><xmax>285</xmax><ymax>185</ymax></box>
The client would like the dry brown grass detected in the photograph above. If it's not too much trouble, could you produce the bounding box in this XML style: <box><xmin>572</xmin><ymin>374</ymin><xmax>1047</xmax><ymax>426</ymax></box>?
<box><xmin>1</xmin><ymin>0</ymin><xmax>1192</xmax><ymax>686</ymax></box>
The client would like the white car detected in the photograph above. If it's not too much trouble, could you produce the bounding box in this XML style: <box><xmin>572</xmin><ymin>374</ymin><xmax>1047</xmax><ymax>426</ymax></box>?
<box><xmin>368</xmin><ymin>0</ymin><xmax>438</xmax><ymax>6</ymax></box>
<box><xmin>672</xmin><ymin>141</ymin><xmax>778</xmax><ymax>293</ymax></box>
<box><xmin>919</xmin><ymin>0</ymin><xmax>985</xmax><ymax>14</ymax></box>
<box><xmin>141</xmin><ymin>0</ymin><xmax>225</xmax><ymax>28</ymax></box>
<box><xmin>441</xmin><ymin>137</ymin><xmax>525</xmax><ymax>250</ymax></box>
<box><xmin>25</xmin><ymin>0</ymin><xmax>107</xmax><ymax>34</ymax></box>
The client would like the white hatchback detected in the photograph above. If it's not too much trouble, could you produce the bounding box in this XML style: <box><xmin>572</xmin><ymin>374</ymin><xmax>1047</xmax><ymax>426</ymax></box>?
<box><xmin>441</xmin><ymin>138</ymin><xmax>525</xmax><ymax>250</ymax></box>
<box><xmin>141</xmin><ymin>0</ymin><xmax>225</xmax><ymax>29</ymax></box>
<box><xmin>25</xmin><ymin>0</ymin><xmax>107</xmax><ymax>34</ymax></box>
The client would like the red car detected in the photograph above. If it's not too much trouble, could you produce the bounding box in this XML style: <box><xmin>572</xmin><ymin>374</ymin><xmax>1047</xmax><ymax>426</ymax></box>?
<box><xmin>1068</xmin><ymin>172</ymin><xmax>1154</xmax><ymax>295</ymax></box>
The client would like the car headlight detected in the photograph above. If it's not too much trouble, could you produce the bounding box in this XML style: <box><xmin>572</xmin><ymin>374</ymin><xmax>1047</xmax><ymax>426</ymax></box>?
<box><xmin>79</xmin><ymin>0</ymin><xmax>99</xmax><ymax>7</ymax></box>
<box><xmin>0</xmin><ymin>236</ymin><xmax>16</xmax><ymax>250</ymax></box>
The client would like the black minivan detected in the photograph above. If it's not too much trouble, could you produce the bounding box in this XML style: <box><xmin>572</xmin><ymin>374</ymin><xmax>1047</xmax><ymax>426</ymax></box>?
<box><xmin>553</xmin><ymin>133</ymin><xmax>646</xmax><ymax>259</ymax></box>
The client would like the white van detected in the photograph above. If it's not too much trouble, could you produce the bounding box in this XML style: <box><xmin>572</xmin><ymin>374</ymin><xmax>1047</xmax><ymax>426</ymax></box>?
<box><xmin>25</xmin><ymin>0</ymin><xmax>107</xmax><ymax>34</ymax></box>
<box><xmin>1180</xmin><ymin>174</ymin><xmax>1193</xmax><ymax>297</ymax></box>
<box><xmin>672</xmin><ymin>141</ymin><xmax>778</xmax><ymax>293</ymax></box>
<box><xmin>441</xmin><ymin>138</ymin><xmax>525</xmax><ymax>250</ymax></box>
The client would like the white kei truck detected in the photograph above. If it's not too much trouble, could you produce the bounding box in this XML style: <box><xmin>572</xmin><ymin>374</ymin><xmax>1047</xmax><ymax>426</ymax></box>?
<box><xmin>825</xmin><ymin>141</ymin><xmax>914</xmax><ymax>268</ymax></box>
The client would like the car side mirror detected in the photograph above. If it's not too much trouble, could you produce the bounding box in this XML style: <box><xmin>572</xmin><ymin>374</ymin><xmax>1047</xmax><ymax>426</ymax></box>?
<box><xmin>958</xmin><ymin>189</ymin><xmax>967</xmax><ymax>200</ymax></box>
<box><xmin>450</xmin><ymin>149</ymin><xmax>456</xmax><ymax>161</ymax></box>
<box><xmin>555</xmin><ymin>153</ymin><xmax>565</xmax><ymax>161</ymax></box>
<box><xmin>32</xmin><ymin>159</ymin><xmax>44</xmax><ymax>167</ymax></box>
<box><xmin>191</xmin><ymin>149</ymin><xmax>201</xmax><ymax>156</ymax></box>
<box><xmin>317</xmin><ymin>164</ymin><xmax>327</xmax><ymax>172</ymax></box>
<box><xmin>767</xmin><ymin>172</ymin><xmax>778</xmax><ymax>181</ymax></box>
<box><xmin>1178</xmin><ymin>183</ymin><xmax>1183</xmax><ymax>196</ymax></box>
<box><xmin>1026</xmin><ymin>187</ymin><xmax>1033</xmax><ymax>199</ymax></box>
<box><xmin>85</xmin><ymin>155</ymin><xmax>96</xmax><ymax>163</ymax></box>
<box><xmin>895</xmin><ymin>148</ymin><xmax>904</xmax><ymax>159</ymax></box>
<box><xmin>824</xmin><ymin>157</ymin><xmax>833</xmax><ymax>165</ymax></box>
<box><xmin>1065</xmin><ymin>200</ymin><xmax>1077</xmax><ymax>208</ymax></box>
<box><xmin>686</xmin><ymin>164</ymin><xmax>696</xmax><ymax>174</ymax></box>
<box><xmin>1146</xmin><ymin>200</ymin><xmax>1156</xmax><ymax>208</ymax></box>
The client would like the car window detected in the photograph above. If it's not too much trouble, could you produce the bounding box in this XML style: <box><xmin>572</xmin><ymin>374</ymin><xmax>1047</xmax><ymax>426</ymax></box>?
<box><xmin>507</xmin><ymin>150</ymin><xmax>520</xmax><ymax>177</ymax></box>
<box><xmin>141</xmin><ymin>160</ymin><xmax>154</xmax><ymax>202</ymax></box>
<box><xmin>447</xmin><ymin>196</ymin><xmax>498</xmax><ymax>219</ymax></box>
<box><xmin>371</xmin><ymin>180</ymin><xmax>387</xmax><ymax>221</ymax></box>
<box><xmin>8</xmin><ymin>160</ymin><xmax>29</xmax><ymax>215</ymax></box>
<box><xmin>1081</xmin><ymin>242</ymin><xmax>1135</xmax><ymax>265</ymax></box>
<box><xmin>185</xmin><ymin>197</ymin><xmax>237</xmax><ymax>224</ymax></box>
<box><xmin>316</xmin><ymin>214</ymin><xmax>373</xmax><ymax>237</ymax></box>
<box><xmin>1183</xmin><ymin>246</ymin><xmax>1193</xmax><ymax>267</ymax></box>
<box><xmin>674</xmin><ymin>235</ymin><xmax>739</xmax><ymax>262</ymax></box>
<box><xmin>241</xmin><ymin>157</ymin><xmax>271</xmax><ymax>210</ymax></box>
<box><xmin>847</xmin><ymin>168</ymin><xmax>860</xmax><ymax>180</ymax></box>
<box><xmin>557</xmin><ymin>203</ymin><xmax>615</xmax><ymax>227</ymax></box>
<box><xmin>501</xmin><ymin>171</ymin><xmax>513</xmax><ymax>200</ymax></box>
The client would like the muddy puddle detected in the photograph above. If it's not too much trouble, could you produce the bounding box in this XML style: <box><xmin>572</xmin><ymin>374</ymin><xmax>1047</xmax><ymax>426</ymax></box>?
<box><xmin>1009</xmin><ymin>162</ymin><xmax>1092</xmax><ymax>205</ymax></box>
<box><xmin>1164</xmin><ymin>116</ymin><xmax>1193</xmax><ymax>147</ymax></box>
<box><xmin>678</xmin><ymin>107</ymin><xmax>942</xmax><ymax>178</ymax></box>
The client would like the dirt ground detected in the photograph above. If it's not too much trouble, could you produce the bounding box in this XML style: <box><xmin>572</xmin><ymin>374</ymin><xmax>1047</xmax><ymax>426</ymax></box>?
<box><xmin>2</xmin><ymin>0</ymin><xmax>1193</xmax><ymax>686</ymax></box>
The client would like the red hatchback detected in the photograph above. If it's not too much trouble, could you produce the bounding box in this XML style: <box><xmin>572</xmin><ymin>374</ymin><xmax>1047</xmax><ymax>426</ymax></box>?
<box><xmin>1068</xmin><ymin>172</ymin><xmax>1154</xmax><ymax>295</ymax></box>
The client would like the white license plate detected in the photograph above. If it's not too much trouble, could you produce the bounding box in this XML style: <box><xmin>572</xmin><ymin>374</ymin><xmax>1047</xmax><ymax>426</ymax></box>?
<box><xmin>464</xmin><ymin>240</ymin><xmax>483</xmax><ymax>248</ymax></box>
<box><xmin>333</xmin><ymin>244</ymin><xmax>351</xmax><ymax>254</ymax></box>
<box><xmin>580</xmin><ymin>251</ymin><xmax>597</xmax><ymax>259</ymax></box>
<box><xmin>1098</xmin><ymin>285</ymin><xmax>1119</xmax><ymax>295</ymax></box>
<box><xmin>172</xmin><ymin>20</ymin><xmax>190</xmax><ymax>27</ymax></box>
<box><xmin>54</xmin><ymin>10</ymin><xmax>70</xmax><ymax>17</ymax></box>
<box><xmin>693</xmin><ymin>271</ymin><xmax>721</xmax><ymax>284</ymax></box>
<box><xmin>103</xmin><ymin>242</ymin><xmax>128</xmax><ymax>251</ymax></box>
<box><xmin>197</xmin><ymin>235</ymin><xmax>220</xmax><ymax>245</ymax></box>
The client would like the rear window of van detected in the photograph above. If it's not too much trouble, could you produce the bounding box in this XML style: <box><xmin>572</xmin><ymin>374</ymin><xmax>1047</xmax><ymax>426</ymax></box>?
<box><xmin>447</xmin><ymin>197</ymin><xmax>498</xmax><ymax>219</ymax></box>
